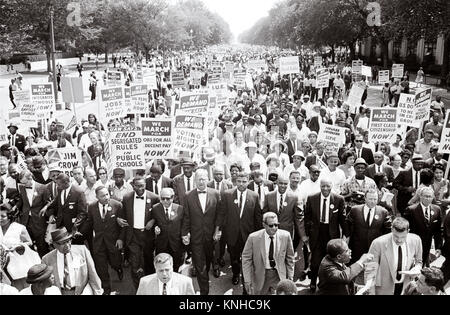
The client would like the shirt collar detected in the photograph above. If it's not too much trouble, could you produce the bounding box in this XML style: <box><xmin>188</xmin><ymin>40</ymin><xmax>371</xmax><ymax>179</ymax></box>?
<box><xmin>158</xmin><ymin>278</ymin><xmax>173</xmax><ymax>294</ymax></box>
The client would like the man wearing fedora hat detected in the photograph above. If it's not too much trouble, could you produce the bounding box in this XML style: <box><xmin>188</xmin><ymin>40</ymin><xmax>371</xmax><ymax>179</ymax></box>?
<box><xmin>42</xmin><ymin>227</ymin><xmax>103</xmax><ymax>295</ymax></box>
<box><xmin>7</xmin><ymin>122</ymin><xmax>26</xmax><ymax>153</ymax></box>
<box><xmin>19</xmin><ymin>264</ymin><xmax>61</xmax><ymax>295</ymax></box>
<box><xmin>172</xmin><ymin>157</ymin><xmax>197</xmax><ymax>207</ymax></box>
<box><xmin>198</xmin><ymin>148</ymin><xmax>219</xmax><ymax>181</ymax></box>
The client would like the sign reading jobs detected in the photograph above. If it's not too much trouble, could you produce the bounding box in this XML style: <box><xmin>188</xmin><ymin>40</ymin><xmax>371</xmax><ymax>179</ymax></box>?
<box><xmin>172</xmin><ymin>114</ymin><xmax>206</xmax><ymax>154</ymax></box>
<box><xmin>100</xmin><ymin>87</ymin><xmax>124</xmax><ymax>121</ymax></box>
<box><xmin>106</xmin><ymin>127</ymin><xmax>145</xmax><ymax>170</ymax></box>
<box><xmin>369</xmin><ymin>108</ymin><xmax>398</xmax><ymax>143</ymax></box>
<box><xmin>31</xmin><ymin>84</ymin><xmax>55</xmax><ymax>120</ymax></box>
<box><xmin>141</xmin><ymin>118</ymin><xmax>173</xmax><ymax>162</ymax></box>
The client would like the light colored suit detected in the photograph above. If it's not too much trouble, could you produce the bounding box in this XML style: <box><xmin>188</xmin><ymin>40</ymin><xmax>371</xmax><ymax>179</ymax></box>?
<box><xmin>42</xmin><ymin>245</ymin><xmax>103</xmax><ymax>295</ymax></box>
<box><xmin>369</xmin><ymin>233</ymin><xmax>423</xmax><ymax>295</ymax></box>
<box><xmin>136</xmin><ymin>272</ymin><xmax>195</xmax><ymax>295</ymax></box>
<box><xmin>242</xmin><ymin>229</ymin><xmax>295</xmax><ymax>295</ymax></box>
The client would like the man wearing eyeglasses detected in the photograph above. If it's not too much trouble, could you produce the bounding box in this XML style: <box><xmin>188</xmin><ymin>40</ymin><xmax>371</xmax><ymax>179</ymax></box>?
<box><xmin>350</xmin><ymin>134</ymin><xmax>374</xmax><ymax>166</ymax></box>
<box><xmin>149</xmin><ymin>188</ymin><xmax>184</xmax><ymax>272</ymax></box>
<box><xmin>242</xmin><ymin>212</ymin><xmax>295</xmax><ymax>295</ymax></box>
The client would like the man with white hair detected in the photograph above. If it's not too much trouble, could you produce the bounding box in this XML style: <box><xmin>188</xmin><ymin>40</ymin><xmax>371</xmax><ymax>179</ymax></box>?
<box><xmin>305</xmin><ymin>176</ymin><xmax>348</xmax><ymax>293</ymax></box>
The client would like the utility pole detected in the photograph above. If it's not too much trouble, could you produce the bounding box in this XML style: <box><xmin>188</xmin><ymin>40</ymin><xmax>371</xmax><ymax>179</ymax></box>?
<box><xmin>50</xmin><ymin>6</ymin><xmax>59</xmax><ymax>105</ymax></box>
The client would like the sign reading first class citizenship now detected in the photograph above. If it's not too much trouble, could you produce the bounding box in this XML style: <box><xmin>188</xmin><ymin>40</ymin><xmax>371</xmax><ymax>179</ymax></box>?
<box><xmin>368</xmin><ymin>108</ymin><xmax>399</xmax><ymax>143</ymax></box>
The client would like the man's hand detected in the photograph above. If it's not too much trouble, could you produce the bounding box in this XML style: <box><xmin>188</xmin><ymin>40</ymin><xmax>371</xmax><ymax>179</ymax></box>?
<box><xmin>301</xmin><ymin>236</ymin><xmax>309</xmax><ymax>244</ymax></box>
<box><xmin>213</xmin><ymin>231</ymin><xmax>222</xmax><ymax>242</ymax></box>
<box><xmin>145</xmin><ymin>221</ymin><xmax>154</xmax><ymax>231</ymax></box>
<box><xmin>115</xmin><ymin>240</ymin><xmax>123</xmax><ymax>250</ymax></box>
<box><xmin>407</xmin><ymin>187</ymin><xmax>416</xmax><ymax>193</ymax></box>
<box><xmin>244</xmin><ymin>283</ymin><xmax>254</xmax><ymax>295</ymax></box>
<box><xmin>117</xmin><ymin>218</ymin><xmax>129</xmax><ymax>228</ymax></box>
<box><xmin>73</xmin><ymin>232</ymin><xmax>83</xmax><ymax>239</ymax></box>
<box><xmin>358</xmin><ymin>253</ymin><xmax>374</xmax><ymax>265</ymax></box>
<box><xmin>39</xmin><ymin>206</ymin><xmax>48</xmax><ymax>217</ymax></box>
<box><xmin>435</xmin><ymin>249</ymin><xmax>441</xmax><ymax>258</ymax></box>
<box><xmin>182</xmin><ymin>234</ymin><xmax>190</xmax><ymax>246</ymax></box>
<box><xmin>155</xmin><ymin>226</ymin><xmax>161</xmax><ymax>236</ymax></box>
<box><xmin>342</xmin><ymin>236</ymin><xmax>349</xmax><ymax>244</ymax></box>
<box><xmin>48</xmin><ymin>215</ymin><xmax>56</xmax><ymax>224</ymax></box>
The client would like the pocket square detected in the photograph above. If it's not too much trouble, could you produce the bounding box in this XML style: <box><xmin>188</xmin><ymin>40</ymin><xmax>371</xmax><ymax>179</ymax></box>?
<box><xmin>332</xmin><ymin>210</ymin><xmax>338</xmax><ymax>214</ymax></box>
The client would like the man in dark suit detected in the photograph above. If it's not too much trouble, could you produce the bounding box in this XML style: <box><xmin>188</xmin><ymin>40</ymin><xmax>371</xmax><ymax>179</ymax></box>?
<box><xmin>172</xmin><ymin>158</ymin><xmax>196</xmax><ymax>207</ymax></box>
<box><xmin>345</xmin><ymin>190</ymin><xmax>391</xmax><ymax>264</ymax></box>
<box><xmin>46</xmin><ymin>164</ymin><xmax>62</xmax><ymax>200</ymax></box>
<box><xmin>393</xmin><ymin>154</ymin><xmax>425</xmax><ymax>215</ymax></box>
<box><xmin>181</xmin><ymin>169</ymin><xmax>223</xmax><ymax>295</ymax></box>
<box><xmin>117</xmin><ymin>177</ymin><xmax>160</xmax><ymax>289</ymax></box>
<box><xmin>285</xmin><ymin>132</ymin><xmax>299</xmax><ymax>163</ymax></box>
<box><xmin>31</xmin><ymin>156</ymin><xmax>53</xmax><ymax>185</ymax></box>
<box><xmin>207</xmin><ymin>165</ymin><xmax>233</xmax><ymax>270</ymax></box>
<box><xmin>350</xmin><ymin>134</ymin><xmax>374</xmax><ymax>165</ymax></box>
<box><xmin>221</xmin><ymin>172</ymin><xmax>262</xmax><ymax>287</ymax></box>
<box><xmin>404</xmin><ymin>187</ymin><xmax>442</xmax><ymax>265</ymax></box>
<box><xmin>7</xmin><ymin>123</ymin><xmax>26</xmax><ymax>153</ymax></box>
<box><xmin>263</xmin><ymin>175</ymin><xmax>306</xmax><ymax>241</ymax></box>
<box><xmin>366</xmin><ymin>151</ymin><xmax>395</xmax><ymax>183</ymax></box>
<box><xmin>81</xmin><ymin>186</ymin><xmax>124</xmax><ymax>295</ymax></box>
<box><xmin>305</xmin><ymin>141</ymin><xmax>327</xmax><ymax>169</ymax></box>
<box><xmin>44</xmin><ymin>173</ymin><xmax>87</xmax><ymax>245</ymax></box>
<box><xmin>149</xmin><ymin>188</ymin><xmax>184</xmax><ymax>272</ymax></box>
<box><xmin>145</xmin><ymin>165</ymin><xmax>173</xmax><ymax>194</ymax></box>
<box><xmin>16</xmin><ymin>169</ymin><xmax>51</xmax><ymax>257</ymax></box>
<box><xmin>305</xmin><ymin>177</ymin><xmax>348</xmax><ymax>292</ymax></box>
<box><xmin>317</xmin><ymin>239</ymin><xmax>374</xmax><ymax>295</ymax></box>
<box><xmin>248</xmin><ymin>170</ymin><xmax>274</xmax><ymax>209</ymax></box>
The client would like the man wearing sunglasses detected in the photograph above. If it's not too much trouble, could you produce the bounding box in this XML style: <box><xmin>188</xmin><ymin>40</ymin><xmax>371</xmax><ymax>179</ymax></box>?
<box><xmin>351</xmin><ymin>134</ymin><xmax>374</xmax><ymax>166</ymax></box>
<box><xmin>149</xmin><ymin>188</ymin><xmax>184</xmax><ymax>272</ymax></box>
<box><xmin>242</xmin><ymin>212</ymin><xmax>295</xmax><ymax>295</ymax></box>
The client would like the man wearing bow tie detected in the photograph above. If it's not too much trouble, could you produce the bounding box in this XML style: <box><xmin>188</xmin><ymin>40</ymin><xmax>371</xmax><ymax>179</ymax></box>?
<box><xmin>305</xmin><ymin>177</ymin><xmax>347</xmax><ymax>293</ymax></box>
<box><xmin>81</xmin><ymin>186</ymin><xmax>124</xmax><ymax>295</ymax></box>
<box><xmin>404</xmin><ymin>187</ymin><xmax>442</xmax><ymax>266</ymax></box>
<box><xmin>117</xmin><ymin>177</ymin><xmax>160</xmax><ymax>289</ymax></box>
<box><xmin>16</xmin><ymin>170</ymin><xmax>51</xmax><ymax>257</ymax></box>
<box><xmin>345</xmin><ymin>190</ymin><xmax>391</xmax><ymax>264</ymax></box>
<box><xmin>149</xmin><ymin>188</ymin><xmax>184</xmax><ymax>272</ymax></box>
<box><xmin>181</xmin><ymin>169</ymin><xmax>223</xmax><ymax>295</ymax></box>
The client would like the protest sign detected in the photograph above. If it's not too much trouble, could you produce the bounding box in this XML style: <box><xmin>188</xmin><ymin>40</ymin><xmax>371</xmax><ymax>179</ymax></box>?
<box><xmin>190</xmin><ymin>70</ymin><xmax>203</xmax><ymax>85</ymax></box>
<box><xmin>315</xmin><ymin>68</ymin><xmax>330</xmax><ymax>89</ymax></box>
<box><xmin>279</xmin><ymin>56</ymin><xmax>300</xmax><ymax>75</ymax></box>
<box><xmin>175</xmin><ymin>91</ymin><xmax>209</xmax><ymax>116</ymax></box>
<box><xmin>19</xmin><ymin>103</ymin><xmax>38</xmax><ymax>128</ymax></box>
<box><xmin>398</xmin><ymin>93</ymin><xmax>417</xmax><ymax>127</ymax></box>
<box><xmin>105</xmin><ymin>126</ymin><xmax>146</xmax><ymax>170</ymax></box>
<box><xmin>317</xmin><ymin>125</ymin><xmax>346</xmax><ymax>153</ymax></box>
<box><xmin>392</xmin><ymin>64</ymin><xmax>404</xmax><ymax>78</ymax></box>
<box><xmin>123</xmin><ymin>87</ymin><xmax>132</xmax><ymax>115</ymax></box>
<box><xmin>314</xmin><ymin>56</ymin><xmax>323</xmax><ymax>68</ymax></box>
<box><xmin>439</xmin><ymin>112</ymin><xmax>450</xmax><ymax>154</ymax></box>
<box><xmin>208</xmin><ymin>71</ymin><xmax>221</xmax><ymax>84</ymax></box>
<box><xmin>233</xmin><ymin>69</ymin><xmax>247</xmax><ymax>88</ymax></box>
<box><xmin>414</xmin><ymin>88</ymin><xmax>432</xmax><ymax>123</ymax></box>
<box><xmin>362</xmin><ymin>65</ymin><xmax>372</xmax><ymax>77</ymax></box>
<box><xmin>143</xmin><ymin>67</ymin><xmax>158</xmax><ymax>90</ymax></box>
<box><xmin>61</xmin><ymin>77</ymin><xmax>84</xmax><ymax>103</ymax></box>
<box><xmin>378</xmin><ymin>70</ymin><xmax>390</xmax><ymax>84</ymax></box>
<box><xmin>107</xmin><ymin>71</ymin><xmax>122</xmax><ymax>86</ymax></box>
<box><xmin>247</xmin><ymin>59</ymin><xmax>267</xmax><ymax>71</ymax></box>
<box><xmin>46</xmin><ymin>148</ymin><xmax>82</xmax><ymax>176</ymax></box>
<box><xmin>131</xmin><ymin>84</ymin><xmax>148</xmax><ymax>114</ymax></box>
<box><xmin>171</xmin><ymin>71</ymin><xmax>185</xmax><ymax>89</ymax></box>
<box><xmin>368</xmin><ymin>108</ymin><xmax>399</xmax><ymax>143</ymax></box>
<box><xmin>99</xmin><ymin>87</ymin><xmax>124</xmax><ymax>121</ymax></box>
<box><xmin>141</xmin><ymin>118</ymin><xmax>174</xmax><ymax>161</ymax></box>
<box><xmin>31</xmin><ymin>84</ymin><xmax>55</xmax><ymax>120</ymax></box>
<box><xmin>352</xmin><ymin>60</ymin><xmax>363</xmax><ymax>74</ymax></box>
<box><xmin>172</xmin><ymin>113</ymin><xmax>206</xmax><ymax>154</ymax></box>
<box><xmin>346</xmin><ymin>82</ymin><xmax>365</xmax><ymax>112</ymax></box>
<box><xmin>0</xmin><ymin>119</ymin><xmax>8</xmax><ymax>144</ymax></box>
<box><xmin>12</xmin><ymin>90</ymin><xmax>30</xmax><ymax>106</ymax></box>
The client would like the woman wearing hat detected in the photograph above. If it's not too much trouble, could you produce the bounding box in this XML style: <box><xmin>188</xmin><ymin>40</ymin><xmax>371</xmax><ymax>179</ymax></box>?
<box><xmin>19</xmin><ymin>264</ymin><xmax>61</xmax><ymax>295</ymax></box>
<box><xmin>1</xmin><ymin>203</ymin><xmax>40</xmax><ymax>290</ymax></box>
<box><xmin>432</xmin><ymin>163</ymin><xmax>450</xmax><ymax>203</ymax></box>
<box><xmin>267</xmin><ymin>139</ymin><xmax>289</xmax><ymax>171</ymax></box>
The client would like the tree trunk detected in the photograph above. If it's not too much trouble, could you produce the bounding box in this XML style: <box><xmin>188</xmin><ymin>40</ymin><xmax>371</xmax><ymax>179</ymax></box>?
<box><xmin>104</xmin><ymin>43</ymin><xmax>108</xmax><ymax>64</ymax></box>
<box><xmin>440</xmin><ymin>34</ymin><xmax>449</xmax><ymax>84</ymax></box>
<box><xmin>349</xmin><ymin>42</ymin><xmax>356</xmax><ymax>61</ymax></box>
<box><xmin>46</xmin><ymin>41</ymin><xmax>51</xmax><ymax>72</ymax></box>
<box><xmin>331</xmin><ymin>45</ymin><xmax>335</xmax><ymax>63</ymax></box>
<box><xmin>381</xmin><ymin>41</ymin><xmax>389</xmax><ymax>68</ymax></box>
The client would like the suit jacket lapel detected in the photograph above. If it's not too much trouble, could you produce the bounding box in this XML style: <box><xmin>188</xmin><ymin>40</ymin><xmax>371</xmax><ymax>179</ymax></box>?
<box><xmin>145</xmin><ymin>192</ymin><xmax>152</xmax><ymax>223</ymax></box>
<box><xmin>384</xmin><ymin>235</ymin><xmax>397</xmax><ymax>281</ymax></box>
<box><xmin>260</xmin><ymin>231</ymin><xmax>266</xmax><ymax>265</ymax></box>
<box><xmin>20</xmin><ymin>185</ymin><xmax>31</xmax><ymax>208</ymax></box>
<box><xmin>194</xmin><ymin>190</ymin><xmax>203</xmax><ymax>214</ymax></box>
<box><xmin>275</xmin><ymin>231</ymin><xmax>281</xmax><ymax>260</ymax></box>
<box><xmin>128</xmin><ymin>194</ymin><xmax>135</xmax><ymax>227</ymax></box>
<box><xmin>51</xmin><ymin>251</ymin><xmax>61</xmax><ymax>287</ymax></box>
<box><xmin>233</xmin><ymin>189</ymin><xmax>240</xmax><ymax>218</ymax></box>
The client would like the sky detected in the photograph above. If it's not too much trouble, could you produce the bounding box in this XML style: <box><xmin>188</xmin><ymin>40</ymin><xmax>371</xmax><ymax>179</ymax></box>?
<box><xmin>200</xmin><ymin>0</ymin><xmax>277</xmax><ymax>42</ymax></box>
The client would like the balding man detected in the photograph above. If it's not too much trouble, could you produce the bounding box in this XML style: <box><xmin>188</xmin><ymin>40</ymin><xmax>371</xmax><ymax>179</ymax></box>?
<box><xmin>404</xmin><ymin>187</ymin><xmax>442</xmax><ymax>266</ymax></box>
<box><xmin>366</xmin><ymin>151</ymin><xmax>395</xmax><ymax>183</ymax></box>
<box><xmin>149</xmin><ymin>188</ymin><xmax>184</xmax><ymax>272</ymax></box>
<box><xmin>305</xmin><ymin>177</ymin><xmax>348</xmax><ymax>293</ymax></box>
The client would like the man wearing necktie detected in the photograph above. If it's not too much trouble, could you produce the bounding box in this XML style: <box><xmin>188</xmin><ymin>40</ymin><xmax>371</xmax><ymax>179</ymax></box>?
<box><xmin>369</xmin><ymin>217</ymin><xmax>423</xmax><ymax>295</ymax></box>
<box><xmin>44</xmin><ymin>173</ymin><xmax>87</xmax><ymax>246</ymax></box>
<box><xmin>393</xmin><ymin>154</ymin><xmax>425</xmax><ymax>216</ymax></box>
<box><xmin>305</xmin><ymin>177</ymin><xmax>347</xmax><ymax>293</ymax></box>
<box><xmin>345</xmin><ymin>190</ymin><xmax>391</xmax><ymax>265</ymax></box>
<box><xmin>221</xmin><ymin>172</ymin><xmax>262</xmax><ymax>289</ymax></box>
<box><xmin>181</xmin><ymin>169</ymin><xmax>223</xmax><ymax>295</ymax></box>
<box><xmin>145</xmin><ymin>165</ymin><xmax>173</xmax><ymax>195</ymax></box>
<box><xmin>117</xmin><ymin>177</ymin><xmax>160</xmax><ymax>289</ymax></box>
<box><xmin>404</xmin><ymin>187</ymin><xmax>442</xmax><ymax>266</ymax></box>
<box><xmin>148</xmin><ymin>188</ymin><xmax>184</xmax><ymax>272</ymax></box>
<box><xmin>136</xmin><ymin>253</ymin><xmax>195</xmax><ymax>295</ymax></box>
<box><xmin>80</xmin><ymin>186</ymin><xmax>124</xmax><ymax>295</ymax></box>
<box><xmin>366</xmin><ymin>151</ymin><xmax>395</xmax><ymax>183</ymax></box>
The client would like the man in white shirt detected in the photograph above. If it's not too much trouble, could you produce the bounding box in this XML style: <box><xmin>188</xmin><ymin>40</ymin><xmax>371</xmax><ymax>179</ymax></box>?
<box><xmin>137</xmin><ymin>253</ymin><xmax>195</xmax><ymax>295</ymax></box>
<box><xmin>298</xmin><ymin>165</ymin><xmax>322</xmax><ymax>208</ymax></box>
<box><xmin>320</xmin><ymin>153</ymin><xmax>346</xmax><ymax>194</ymax></box>
<box><xmin>283</xmin><ymin>151</ymin><xmax>309</xmax><ymax>181</ymax></box>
